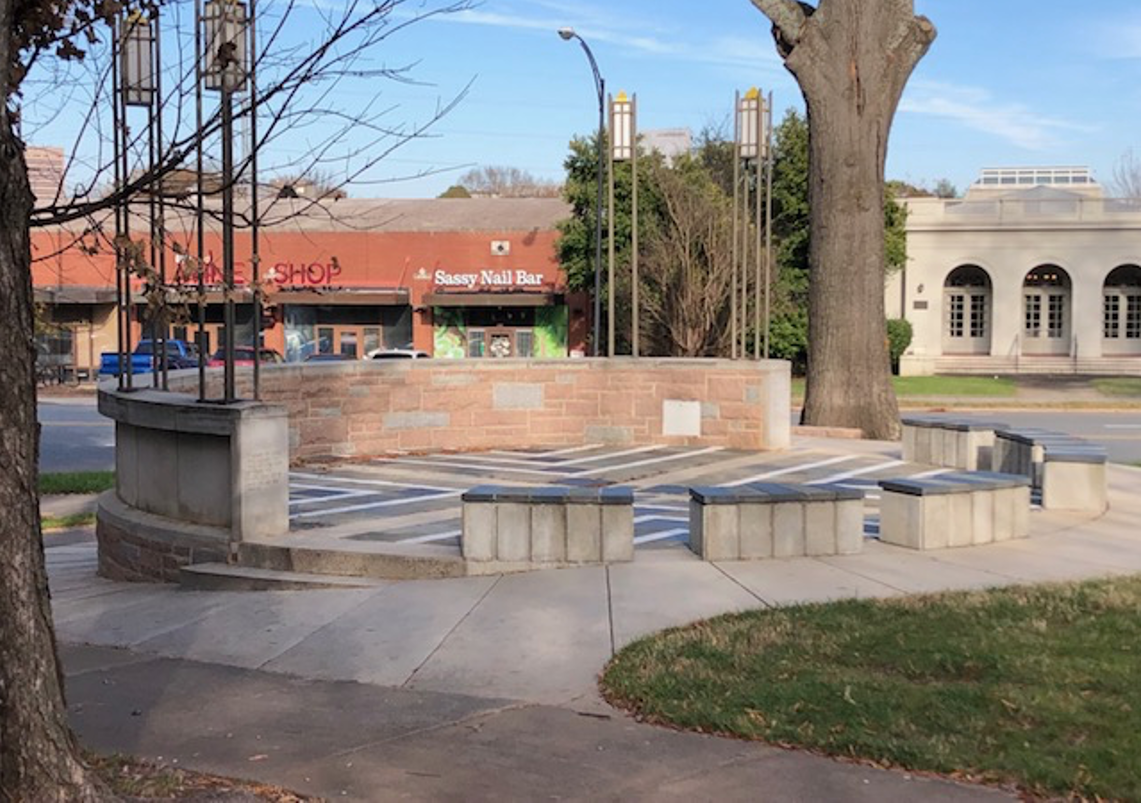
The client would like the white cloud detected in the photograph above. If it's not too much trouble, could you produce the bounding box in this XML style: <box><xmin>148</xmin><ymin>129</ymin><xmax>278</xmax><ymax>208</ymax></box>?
<box><xmin>433</xmin><ymin>2</ymin><xmax>782</xmax><ymax>72</ymax></box>
<box><xmin>900</xmin><ymin>80</ymin><xmax>1096</xmax><ymax>151</ymax></box>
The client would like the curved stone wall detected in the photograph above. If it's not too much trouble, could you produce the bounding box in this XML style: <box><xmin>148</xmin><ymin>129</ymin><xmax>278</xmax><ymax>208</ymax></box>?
<box><xmin>96</xmin><ymin>384</ymin><xmax>290</xmax><ymax>582</ymax></box>
<box><xmin>169</xmin><ymin>358</ymin><xmax>792</xmax><ymax>461</ymax></box>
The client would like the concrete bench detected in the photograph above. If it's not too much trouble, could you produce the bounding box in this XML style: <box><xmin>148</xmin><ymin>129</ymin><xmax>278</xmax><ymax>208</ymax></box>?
<box><xmin>461</xmin><ymin>485</ymin><xmax>634</xmax><ymax>568</ymax></box>
<box><xmin>992</xmin><ymin>429</ymin><xmax>1107</xmax><ymax>511</ymax></box>
<box><xmin>901</xmin><ymin>416</ymin><xmax>1006</xmax><ymax>470</ymax></box>
<box><xmin>877</xmin><ymin>471</ymin><xmax>1030</xmax><ymax>550</ymax></box>
<box><xmin>688</xmin><ymin>483</ymin><xmax>864</xmax><ymax>561</ymax></box>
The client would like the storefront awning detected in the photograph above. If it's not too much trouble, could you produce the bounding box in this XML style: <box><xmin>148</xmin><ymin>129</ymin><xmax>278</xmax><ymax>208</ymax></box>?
<box><xmin>272</xmin><ymin>288</ymin><xmax>409</xmax><ymax>306</ymax></box>
<box><xmin>34</xmin><ymin>286</ymin><xmax>118</xmax><ymax>305</ymax></box>
<box><xmin>179</xmin><ymin>288</ymin><xmax>410</xmax><ymax>306</ymax></box>
<box><xmin>423</xmin><ymin>292</ymin><xmax>559</xmax><ymax>308</ymax></box>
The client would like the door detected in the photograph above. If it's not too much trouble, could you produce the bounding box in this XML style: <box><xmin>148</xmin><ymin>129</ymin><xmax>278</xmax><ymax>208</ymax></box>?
<box><xmin>1022</xmin><ymin>267</ymin><xmax>1071</xmax><ymax>356</ymax></box>
<box><xmin>1022</xmin><ymin>289</ymin><xmax>1070</xmax><ymax>355</ymax></box>
<box><xmin>942</xmin><ymin>288</ymin><xmax>989</xmax><ymax>354</ymax></box>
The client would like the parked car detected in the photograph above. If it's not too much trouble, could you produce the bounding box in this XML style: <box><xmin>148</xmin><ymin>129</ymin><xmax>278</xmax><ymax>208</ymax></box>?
<box><xmin>207</xmin><ymin>347</ymin><xmax>285</xmax><ymax>367</ymax></box>
<box><xmin>303</xmin><ymin>352</ymin><xmax>354</xmax><ymax>362</ymax></box>
<box><xmin>98</xmin><ymin>339</ymin><xmax>199</xmax><ymax>379</ymax></box>
<box><xmin>369</xmin><ymin>349</ymin><xmax>429</xmax><ymax>360</ymax></box>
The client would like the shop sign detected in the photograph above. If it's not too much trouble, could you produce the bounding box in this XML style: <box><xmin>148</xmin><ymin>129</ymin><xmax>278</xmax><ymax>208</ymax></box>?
<box><xmin>433</xmin><ymin>269</ymin><xmax>544</xmax><ymax>289</ymax></box>
<box><xmin>266</xmin><ymin>261</ymin><xmax>343</xmax><ymax>286</ymax></box>
<box><xmin>173</xmin><ymin>254</ymin><xmax>342</xmax><ymax>287</ymax></box>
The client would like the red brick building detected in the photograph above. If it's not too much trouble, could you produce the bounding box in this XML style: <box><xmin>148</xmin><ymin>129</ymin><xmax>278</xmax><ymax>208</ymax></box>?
<box><xmin>32</xmin><ymin>197</ymin><xmax>588</xmax><ymax>374</ymax></box>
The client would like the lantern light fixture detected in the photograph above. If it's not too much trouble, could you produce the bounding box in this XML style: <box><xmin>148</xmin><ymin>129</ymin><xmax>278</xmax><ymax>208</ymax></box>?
<box><xmin>203</xmin><ymin>0</ymin><xmax>249</xmax><ymax>93</ymax></box>
<box><xmin>121</xmin><ymin>10</ymin><xmax>155</xmax><ymax>106</ymax></box>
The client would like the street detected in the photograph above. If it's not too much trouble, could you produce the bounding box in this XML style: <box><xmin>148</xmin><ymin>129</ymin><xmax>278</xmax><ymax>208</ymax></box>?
<box><xmin>38</xmin><ymin>395</ymin><xmax>1141</xmax><ymax>473</ymax></box>
<box><xmin>37</xmin><ymin>397</ymin><xmax>115</xmax><ymax>472</ymax></box>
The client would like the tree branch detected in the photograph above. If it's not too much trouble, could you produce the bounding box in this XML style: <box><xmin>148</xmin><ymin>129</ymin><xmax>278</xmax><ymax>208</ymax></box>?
<box><xmin>749</xmin><ymin>0</ymin><xmax>809</xmax><ymax>57</ymax></box>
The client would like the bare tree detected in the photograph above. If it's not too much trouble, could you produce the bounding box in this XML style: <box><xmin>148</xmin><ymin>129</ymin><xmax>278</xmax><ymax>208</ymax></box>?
<box><xmin>1</xmin><ymin>0</ymin><xmax>469</xmax><ymax>799</ymax></box>
<box><xmin>267</xmin><ymin>170</ymin><xmax>347</xmax><ymax>200</ymax></box>
<box><xmin>749</xmin><ymin>0</ymin><xmax>935</xmax><ymax>439</ymax></box>
<box><xmin>1110</xmin><ymin>149</ymin><xmax>1140</xmax><ymax>202</ymax></box>
<box><xmin>641</xmin><ymin>163</ymin><xmax>735</xmax><ymax>356</ymax></box>
<box><xmin>458</xmin><ymin>165</ymin><xmax>561</xmax><ymax>198</ymax></box>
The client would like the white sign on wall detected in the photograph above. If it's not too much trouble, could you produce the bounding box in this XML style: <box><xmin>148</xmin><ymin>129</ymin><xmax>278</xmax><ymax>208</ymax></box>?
<box><xmin>433</xmin><ymin>269</ymin><xmax>545</xmax><ymax>289</ymax></box>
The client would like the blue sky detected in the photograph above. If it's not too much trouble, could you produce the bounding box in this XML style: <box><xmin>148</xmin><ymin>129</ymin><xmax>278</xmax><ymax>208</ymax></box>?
<box><xmin>367</xmin><ymin>0</ymin><xmax>1142</xmax><ymax>197</ymax></box>
<box><xmin>24</xmin><ymin>0</ymin><xmax>1142</xmax><ymax>200</ymax></box>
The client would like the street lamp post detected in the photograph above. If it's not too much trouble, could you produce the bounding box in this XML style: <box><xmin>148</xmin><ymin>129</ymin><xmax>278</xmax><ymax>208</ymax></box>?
<box><xmin>203</xmin><ymin>0</ymin><xmax>249</xmax><ymax>403</ymax></box>
<box><xmin>558</xmin><ymin>27</ymin><xmax>605</xmax><ymax>357</ymax></box>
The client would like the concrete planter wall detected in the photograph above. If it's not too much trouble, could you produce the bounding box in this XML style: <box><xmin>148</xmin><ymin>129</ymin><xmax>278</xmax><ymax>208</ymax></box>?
<box><xmin>96</xmin><ymin>385</ymin><xmax>289</xmax><ymax>582</ymax></box>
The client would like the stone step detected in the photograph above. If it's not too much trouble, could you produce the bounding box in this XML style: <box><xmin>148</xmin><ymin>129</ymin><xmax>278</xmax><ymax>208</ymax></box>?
<box><xmin>236</xmin><ymin>538</ymin><xmax>467</xmax><ymax>580</ymax></box>
<box><xmin>180</xmin><ymin>563</ymin><xmax>388</xmax><ymax>591</ymax></box>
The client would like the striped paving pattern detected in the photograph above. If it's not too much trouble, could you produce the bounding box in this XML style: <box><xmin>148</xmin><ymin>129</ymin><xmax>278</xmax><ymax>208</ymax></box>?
<box><xmin>287</xmin><ymin>445</ymin><xmax>974</xmax><ymax>551</ymax></box>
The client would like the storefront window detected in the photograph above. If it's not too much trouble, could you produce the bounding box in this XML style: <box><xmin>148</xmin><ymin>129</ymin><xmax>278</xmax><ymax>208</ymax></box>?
<box><xmin>433</xmin><ymin>305</ymin><xmax>568</xmax><ymax>358</ymax></box>
<box><xmin>284</xmin><ymin>304</ymin><xmax>412</xmax><ymax>362</ymax></box>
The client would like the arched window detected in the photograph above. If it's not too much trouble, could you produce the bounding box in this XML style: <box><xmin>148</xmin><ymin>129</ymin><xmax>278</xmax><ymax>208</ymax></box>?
<box><xmin>1103</xmin><ymin>264</ymin><xmax>1140</xmax><ymax>355</ymax></box>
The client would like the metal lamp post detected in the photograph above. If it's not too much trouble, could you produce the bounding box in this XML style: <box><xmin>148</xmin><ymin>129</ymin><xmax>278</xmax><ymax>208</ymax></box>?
<box><xmin>558</xmin><ymin>27</ymin><xmax>605</xmax><ymax>357</ymax></box>
<box><xmin>203</xmin><ymin>0</ymin><xmax>248</xmax><ymax>402</ymax></box>
<box><xmin>734</xmin><ymin>88</ymin><xmax>768</xmax><ymax>360</ymax></box>
<box><xmin>738</xmin><ymin>89</ymin><xmax>760</xmax><ymax>360</ymax></box>
<box><xmin>115</xmin><ymin>10</ymin><xmax>158</xmax><ymax>391</ymax></box>
<box><xmin>609</xmin><ymin>91</ymin><xmax>638</xmax><ymax>357</ymax></box>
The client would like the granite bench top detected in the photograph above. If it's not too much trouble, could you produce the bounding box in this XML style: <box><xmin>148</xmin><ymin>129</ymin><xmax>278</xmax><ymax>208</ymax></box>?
<box><xmin>689</xmin><ymin>482</ymin><xmax>864</xmax><ymax>505</ymax></box>
<box><xmin>461</xmin><ymin>485</ymin><xmax>634</xmax><ymax>504</ymax></box>
<box><xmin>878</xmin><ymin>471</ymin><xmax>1031</xmax><ymax>496</ymax></box>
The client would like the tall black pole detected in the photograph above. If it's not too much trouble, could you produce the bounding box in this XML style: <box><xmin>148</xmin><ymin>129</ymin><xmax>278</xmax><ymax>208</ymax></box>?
<box><xmin>111</xmin><ymin>19</ymin><xmax>125</xmax><ymax>390</ymax></box>
<box><xmin>155</xmin><ymin>7</ymin><xmax>168</xmax><ymax>389</ymax></box>
<box><xmin>594</xmin><ymin>78</ymin><xmax>604</xmax><ymax>358</ymax></box>
<box><xmin>118</xmin><ymin>18</ymin><xmax>135</xmax><ymax>392</ymax></box>
<box><xmin>561</xmin><ymin>30</ymin><xmax>605</xmax><ymax>358</ymax></box>
<box><xmin>221</xmin><ymin>86</ymin><xmax>235</xmax><ymax>402</ymax></box>
<box><xmin>250</xmin><ymin>0</ymin><xmax>261</xmax><ymax>400</ymax></box>
<box><xmin>147</xmin><ymin>18</ymin><xmax>159</xmax><ymax>390</ymax></box>
<box><xmin>194</xmin><ymin>0</ymin><xmax>207</xmax><ymax>401</ymax></box>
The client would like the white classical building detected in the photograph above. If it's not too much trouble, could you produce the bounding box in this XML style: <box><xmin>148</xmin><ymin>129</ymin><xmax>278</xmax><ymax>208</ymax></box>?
<box><xmin>887</xmin><ymin>167</ymin><xmax>1141</xmax><ymax>376</ymax></box>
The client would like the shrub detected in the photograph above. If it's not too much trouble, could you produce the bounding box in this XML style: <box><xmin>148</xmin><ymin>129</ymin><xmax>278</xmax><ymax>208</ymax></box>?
<box><xmin>886</xmin><ymin>318</ymin><xmax>913</xmax><ymax>374</ymax></box>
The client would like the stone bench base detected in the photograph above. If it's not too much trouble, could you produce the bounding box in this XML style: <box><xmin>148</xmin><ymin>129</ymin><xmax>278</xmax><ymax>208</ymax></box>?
<box><xmin>878</xmin><ymin>472</ymin><xmax>1030</xmax><ymax>550</ymax></box>
<box><xmin>902</xmin><ymin>417</ymin><xmax>1003</xmax><ymax>471</ymax></box>
<box><xmin>461</xmin><ymin>486</ymin><xmax>634</xmax><ymax>570</ymax></box>
<box><xmin>994</xmin><ymin>429</ymin><xmax>1108</xmax><ymax>511</ymax></box>
<box><xmin>1040</xmin><ymin>457</ymin><xmax>1108</xmax><ymax>511</ymax></box>
<box><xmin>688</xmin><ymin>484</ymin><xmax>864</xmax><ymax>561</ymax></box>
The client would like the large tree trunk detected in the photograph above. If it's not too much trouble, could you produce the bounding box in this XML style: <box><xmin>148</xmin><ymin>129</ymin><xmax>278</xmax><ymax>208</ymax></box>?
<box><xmin>752</xmin><ymin>0</ymin><xmax>935</xmax><ymax>439</ymax></box>
<box><xmin>0</xmin><ymin>2</ymin><xmax>101</xmax><ymax>796</ymax></box>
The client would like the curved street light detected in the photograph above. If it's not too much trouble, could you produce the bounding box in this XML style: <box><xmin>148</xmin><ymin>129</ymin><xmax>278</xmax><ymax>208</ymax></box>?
<box><xmin>558</xmin><ymin>27</ymin><xmax>605</xmax><ymax>357</ymax></box>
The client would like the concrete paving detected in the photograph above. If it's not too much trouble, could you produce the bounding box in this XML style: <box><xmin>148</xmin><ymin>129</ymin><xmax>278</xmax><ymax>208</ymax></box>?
<box><xmin>46</xmin><ymin>440</ymin><xmax>1141</xmax><ymax>802</ymax></box>
<box><xmin>62</xmin><ymin>645</ymin><xmax>1007</xmax><ymax>802</ymax></box>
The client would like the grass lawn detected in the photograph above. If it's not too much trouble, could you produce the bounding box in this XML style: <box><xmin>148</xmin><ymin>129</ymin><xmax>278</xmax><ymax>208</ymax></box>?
<box><xmin>790</xmin><ymin>376</ymin><xmax>1016</xmax><ymax>399</ymax></box>
<box><xmin>40</xmin><ymin>470</ymin><xmax>115</xmax><ymax>495</ymax></box>
<box><xmin>1091</xmin><ymin>377</ymin><xmax>1141</xmax><ymax>398</ymax></box>
<box><xmin>601</xmin><ymin>577</ymin><xmax>1140</xmax><ymax>801</ymax></box>
<box><xmin>41</xmin><ymin>512</ymin><xmax>97</xmax><ymax>531</ymax></box>
<box><xmin>891</xmin><ymin>375</ymin><xmax>1016</xmax><ymax>397</ymax></box>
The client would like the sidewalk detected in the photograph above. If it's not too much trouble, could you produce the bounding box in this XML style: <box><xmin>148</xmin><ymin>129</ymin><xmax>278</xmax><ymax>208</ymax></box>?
<box><xmin>47</xmin><ymin>457</ymin><xmax>1140</xmax><ymax>801</ymax></box>
<box><xmin>62</xmin><ymin>644</ymin><xmax>1008</xmax><ymax>802</ymax></box>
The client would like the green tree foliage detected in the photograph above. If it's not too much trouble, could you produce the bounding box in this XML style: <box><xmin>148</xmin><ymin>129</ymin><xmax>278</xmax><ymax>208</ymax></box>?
<box><xmin>438</xmin><ymin>184</ymin><xmax>471</xmax><ymax>198</ymax></box>
<box><xmin>554</xmin><ymin>108</ymin><xmax>911</xmax><ymax>360</ymax></box>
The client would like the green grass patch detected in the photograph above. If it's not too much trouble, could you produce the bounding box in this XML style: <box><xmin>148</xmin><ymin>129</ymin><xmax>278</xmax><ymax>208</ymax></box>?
<box><xmin>39</xmin><ymin>470</ymin><xmax>115</xmax><ymax>495</ymax></box>
<box><xmin>892</xmin><ymin>375</ymin><xmax>1016</xmax><ymax>397</ymax></box>
<box><xmin>601</xmin><ymin>577</ymin><xmax>1140</xmax><ymax>801</ymax></box>
<box><xmin>41</xmin><ymin>512</ymin><xmax>96</xmax><ymax>531</ymax></box>
<box><xmin>1091</xmin><ymin>377</ymin><xmax>1141</xmax><ymax>398</ymax></box>
<box><xmin>789</xmin><ymin>376</ymin><xmax>1016</xmax><ymax>399</ymax></box>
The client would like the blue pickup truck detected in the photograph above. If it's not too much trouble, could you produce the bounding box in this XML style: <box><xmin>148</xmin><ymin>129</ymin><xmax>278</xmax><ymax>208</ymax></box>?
<box><xmin>98</xmin><ymin>339</ymin><xmax>200</xmax><ymax>379</ymax></box>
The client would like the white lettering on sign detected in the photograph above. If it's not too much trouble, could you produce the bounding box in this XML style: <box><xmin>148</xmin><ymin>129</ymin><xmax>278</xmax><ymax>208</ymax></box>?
<box><xmin>433</xmin><ymin>268</ymin><xmax>545</xmax><ymax>289</ymax></box>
